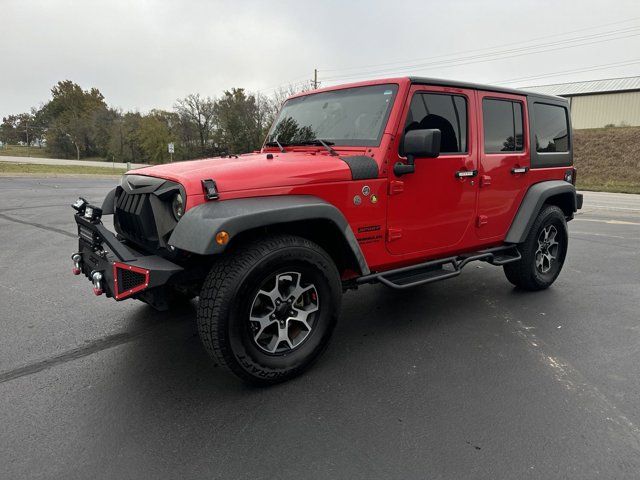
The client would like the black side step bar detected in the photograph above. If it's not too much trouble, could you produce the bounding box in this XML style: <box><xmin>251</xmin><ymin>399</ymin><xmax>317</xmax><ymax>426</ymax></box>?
<box><xmin>356</xmin><ymin>245</ymin><xmax>521</xmax><ymax>290</ymax></box>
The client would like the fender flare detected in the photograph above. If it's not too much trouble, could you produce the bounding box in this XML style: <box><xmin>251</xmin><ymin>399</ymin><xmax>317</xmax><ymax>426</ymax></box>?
<box><xmin>168</xmin><ymin>195</ymin><xmax>370</xmax><ymax>275</ymax></box>
<box><xmin>101</xmin><ymin>187</ymin><xmax>117</xmax><ymax>214</ymax></box>
<box><xmin>505</xmin><ymin>180</ymin><xmax>578</xmax><ymax>244</ymax></box>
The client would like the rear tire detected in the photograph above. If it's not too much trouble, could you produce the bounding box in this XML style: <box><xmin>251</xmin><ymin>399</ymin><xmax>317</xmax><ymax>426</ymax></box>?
<box><xmin>503</xmin><ymin>205</ymin><xmax>568</xmax><ymax>291</ymax></box>
<box><xmin>197</xmin><ymin>234</ymin><xmax>342</xmax><ymax>385</ymax></box>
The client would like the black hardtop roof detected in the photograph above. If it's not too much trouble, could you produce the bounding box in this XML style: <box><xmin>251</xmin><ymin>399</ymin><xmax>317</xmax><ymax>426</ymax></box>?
<box><xmin>409</xmin><ymin>76</ymin><xmax>565</xmax><ymax>102</ymax></box>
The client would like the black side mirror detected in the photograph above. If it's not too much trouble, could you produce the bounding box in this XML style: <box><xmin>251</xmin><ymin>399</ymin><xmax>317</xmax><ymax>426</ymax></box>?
<box><xmin>394</xmin><ymin>129</ymin><xmax>442</xmax><ymax>176</ymax></box>
<box><xmin>404</xmin><ymin>128</ymin><xmax>442</xmax><ymax>158</ymax></box>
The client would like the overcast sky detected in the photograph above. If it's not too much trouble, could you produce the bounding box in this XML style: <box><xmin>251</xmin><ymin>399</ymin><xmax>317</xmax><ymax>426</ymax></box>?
<box><xmin>1</xmin><ymin>0</ymin><xmax>639</xmax><ymax>118</ymax></box>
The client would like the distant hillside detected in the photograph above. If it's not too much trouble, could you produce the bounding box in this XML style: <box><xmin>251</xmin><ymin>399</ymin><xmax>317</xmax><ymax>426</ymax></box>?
<box><xmin>574</xmin><ymin>126</ymin><xmax>640</xmax><ymax>194</ymax></box>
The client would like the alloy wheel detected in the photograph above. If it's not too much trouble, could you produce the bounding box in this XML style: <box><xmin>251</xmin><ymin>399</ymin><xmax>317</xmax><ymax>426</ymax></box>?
<box><xmin>535</xmin><ymin>225</ymin><xmax>560</xmax><ymax>274</ymax></box>
<box><xmin>249</xmin><ymin>272</ymin><xmax>319</xmax><ymax>354</ymax></box>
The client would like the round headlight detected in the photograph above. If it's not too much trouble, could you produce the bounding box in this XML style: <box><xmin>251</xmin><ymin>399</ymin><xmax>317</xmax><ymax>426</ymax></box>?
<box><xmin>171</xmin><ymin>193</ymin><xmax>184</xmax><ymax>220</ymax></box>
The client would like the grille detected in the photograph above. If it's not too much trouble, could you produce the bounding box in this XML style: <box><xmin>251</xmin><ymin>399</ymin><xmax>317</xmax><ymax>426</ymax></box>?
<box><xmin>120</xmin><ymin>269</ymin><xmax>146</xmax><ymax>291</ymax></box>
<box><xmin>114</xmin><ymin>191</ymin><xmax>158</xmax><ymax>246</ymax></box>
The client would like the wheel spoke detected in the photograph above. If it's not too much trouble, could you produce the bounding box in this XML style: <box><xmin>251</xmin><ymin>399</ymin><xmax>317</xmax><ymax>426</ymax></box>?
<box><xmin>276</xmin><ymin>323</ymin><xmax>293</xmax><ymax>350</ymax></box>
<box><xmin>290</xmin><ymin>307</ymin><xmax>312</xmax><ymax>330</ymax></box>
<box><xmin>250</xmin><ymin>314</ymin><xmax>277</xmax><ymax>341</ymax></box>
<box><xmin>257</xmin><ymin>285</ymin><xmax>280</xmax><ymax>306</ymax></box>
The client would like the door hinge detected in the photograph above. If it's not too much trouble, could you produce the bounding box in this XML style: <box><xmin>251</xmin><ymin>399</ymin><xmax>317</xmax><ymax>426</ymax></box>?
<box><xmin>480</xmin><ymin>175</ymin><xmax>491</xmax><ymax>187</ymax></box>
<box><xmin>387</xmin><ymin>227</ymin><xmax>403</xmax><ymax>242</ymax></box>
<box><xmin>476</xmin><ymin>215</ymin><xmax>489</xmax><ymax>227</ymax></box>
<box><xmin>388</xmin><ymin>180</ymin><xmax>404</xmax><ymax>195</ymax></box>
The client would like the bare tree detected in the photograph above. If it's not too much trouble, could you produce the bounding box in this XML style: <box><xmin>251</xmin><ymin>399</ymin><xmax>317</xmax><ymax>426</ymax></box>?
<box><xmin>174</xmin><ymin>93</ymin><xmax>216</xmax><ymax>153</ymax></box>
<box><xmin>270</xmin><ymin>82</ymin><xmax>312</xmax><ymax>112</ymax></box>
<box><xmin>261</xmin><ymin>82</ymin><xmax>313</xmax><ymax>133</ymax></box>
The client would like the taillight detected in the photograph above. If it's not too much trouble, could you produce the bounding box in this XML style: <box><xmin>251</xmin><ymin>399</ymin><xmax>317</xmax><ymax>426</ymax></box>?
<box><xmin>564</xmin><ymin>168</ymin><xmax>576</xmax><ymax>185</ymax></box>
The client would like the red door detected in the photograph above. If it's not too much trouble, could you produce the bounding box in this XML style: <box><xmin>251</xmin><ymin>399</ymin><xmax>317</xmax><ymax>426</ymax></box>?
<box><xmin>386</xmin><ymin>85</ymin><xmax>478</xmax><ymax>257</ymax></box>
<box><xmin>476</xmin><ymin>92</ymin><xmax>531</xmax><ymax>240</ymax></box>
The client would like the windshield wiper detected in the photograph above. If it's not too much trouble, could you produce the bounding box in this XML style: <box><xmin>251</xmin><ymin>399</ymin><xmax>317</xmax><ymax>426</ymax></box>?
<box><xmin>265</xmin><ymin>139</ymin><xmax>286</xmax><ymax>153</ymax></box>
<box><xmin>292</xmin><ymin>139</ymin><xmax>339</xmax><ymax>156</ymax></box>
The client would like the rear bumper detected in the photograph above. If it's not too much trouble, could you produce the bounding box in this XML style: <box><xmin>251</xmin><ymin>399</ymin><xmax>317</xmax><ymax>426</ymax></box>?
<box><xmin>72</xmin><ymin>213</ymin><xmax>182</xmax><ymax>301</ymax></box>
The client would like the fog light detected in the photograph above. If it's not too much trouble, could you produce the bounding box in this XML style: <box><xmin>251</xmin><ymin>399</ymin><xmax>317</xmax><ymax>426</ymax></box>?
<box><xmin>215</xmin><ymin>231</ymin><xmax>230</xmax><ymax>245</ymax></box>
<box><xmin>72</xmin><ymin>197</ymin><xmax>88</xmax><ymax>214</ymax></box>
<box><xmin>84</xmin><ymin>205</ymin><xmax>103</xmax><ymax>222</ymax></box>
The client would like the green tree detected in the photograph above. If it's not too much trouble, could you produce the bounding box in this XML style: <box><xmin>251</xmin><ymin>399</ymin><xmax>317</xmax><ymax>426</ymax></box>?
<box><xmin>40</xmin><ymin>80</ymin><xmax>108</xmax><ymax>159</ymax></box>
<box><xmin>0</xmin><ymin>111</ymin><xmax>45</xmax><ymax>146</ymax></box>
<box><xmin>108</xmin><ymin>112</ymin><xmax>144</xmax><ymax>163</ymax></box>
<box><xmin>214</xmin><ymin>88</ymin><xmax>264</xmax><ymax>154</ymax></box>
<box><xmin>137</xmin><ymin>110</ymin><xmax>173</xmax><ymax>164</ymax></box>
<box><xmin>0</xmin><ymin>114</ymin><xmax>22</xmax><ymax>145</ymax></box>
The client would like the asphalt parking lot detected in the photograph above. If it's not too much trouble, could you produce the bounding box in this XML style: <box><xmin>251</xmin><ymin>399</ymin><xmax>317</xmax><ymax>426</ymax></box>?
<box><xmin>1</xmin><ymin>176</ymin><xmax>639</xmax><ymax>479</ymax></box>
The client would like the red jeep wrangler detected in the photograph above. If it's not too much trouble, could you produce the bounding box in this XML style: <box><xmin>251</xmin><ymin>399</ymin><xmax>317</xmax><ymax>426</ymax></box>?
<box><xmin>72</xmin><ymin>77</ymin><xmax>583</xmax><ymax>384</ymax></box>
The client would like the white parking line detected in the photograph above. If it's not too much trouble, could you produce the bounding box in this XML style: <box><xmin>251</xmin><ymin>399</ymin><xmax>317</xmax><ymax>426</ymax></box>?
<box><xmin>582</xmin><ymin>205</ymin><xmax>640</xmax><ymax>212</ymax></box>
<box><xmin>571</xmin><ymin>231</ymin><xmax>640</xmax><ymax>240</ymax></box>
<box><xmin>574</xmin><ymin>218</ymin><xmax>640</xmax><ymax>226</ymax></box>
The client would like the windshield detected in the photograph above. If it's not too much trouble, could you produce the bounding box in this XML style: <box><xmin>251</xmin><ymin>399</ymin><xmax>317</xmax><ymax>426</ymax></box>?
<box><xmin>267</xmin><ymin>84</ymin><xmax>398</xmax><ymax>147</ymax></box>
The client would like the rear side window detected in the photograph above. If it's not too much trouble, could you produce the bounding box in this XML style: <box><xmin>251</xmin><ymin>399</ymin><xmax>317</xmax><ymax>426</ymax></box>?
<box><xmin>533</xmin><ymin>103</ymin><xmax>569</xmax><ymax>152</ymax></box>
<box><xmin>482</xmin><ymin>99</ymin><xmax>524</xmax><ymax>153</ymax></box>
<box><xmin>404</xmin><ymin>93</ymin><xmax>467</xmax><ymax>154</ymax></box>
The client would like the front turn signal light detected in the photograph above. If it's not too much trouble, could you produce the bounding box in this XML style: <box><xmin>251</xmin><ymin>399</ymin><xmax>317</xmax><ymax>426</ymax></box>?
<box><xmin>215</xmin><ymin>231</ymin><xmax>230</xmax><ymax>245</ymax></box>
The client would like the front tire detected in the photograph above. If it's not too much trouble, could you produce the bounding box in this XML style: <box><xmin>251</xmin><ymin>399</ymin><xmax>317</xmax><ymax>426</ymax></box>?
<box><xmin>503</xmin><ymin>205</ymin><xmax>568</xmax><ymax>291</ymax></box>
<box><xmin>197</xmin><ymin>234</ymin><xmax>342</xmax><ymax>385</ymax></box>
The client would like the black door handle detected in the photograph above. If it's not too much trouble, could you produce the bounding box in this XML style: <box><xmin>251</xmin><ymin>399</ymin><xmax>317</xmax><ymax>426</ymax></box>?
<box><xmin>455</xmin><ymin>169</ymin><xmax>478</xmax><ymax>179</ymax></box>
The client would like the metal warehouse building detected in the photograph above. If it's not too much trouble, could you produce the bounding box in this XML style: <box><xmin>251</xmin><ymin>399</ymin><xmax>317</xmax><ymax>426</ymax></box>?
<box><xmin>525</xmin><ymin>76</ymin><xmax>640</xmax><ymax>129</ymax></box>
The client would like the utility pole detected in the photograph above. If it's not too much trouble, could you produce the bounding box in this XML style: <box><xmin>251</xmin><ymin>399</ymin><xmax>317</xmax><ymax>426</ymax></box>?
<box><xmin>313</xmin><ymin>69</ymin><xmax>318</xmax><ymax>89</ymax></box>
<box><xmin>25</xmin><ymin>121</ymin><xmax>29</xmax><ymax>157</ymax></box>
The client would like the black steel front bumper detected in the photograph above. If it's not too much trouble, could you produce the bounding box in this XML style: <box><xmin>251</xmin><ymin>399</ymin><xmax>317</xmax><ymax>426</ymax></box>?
<box><xmin>72</xmin><ymin>212</ymin><xmax>182</xmax><ymax>301</ymax></box>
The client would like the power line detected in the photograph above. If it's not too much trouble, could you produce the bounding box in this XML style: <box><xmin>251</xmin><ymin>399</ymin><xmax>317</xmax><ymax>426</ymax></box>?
<box><xmin>320</xmin><ymin>15</ymin><xmax>640</xmax><ymax>74</ymax></box>
<box><xmin>254</xmin><ymin>77</ymin><xmax>311</xmax><ymax>95</ymax></box>
<box><xmin>254</xmin><ymin>16</ymin><xmax>640</xmax><ymax>97</ymax></box>
<box><xmin>320</xmin><ymin>28</ymin><xmax>640</xmax><ymax>82</ymax></box>
<box><xmin>492</xmin><ymin>59</ymin><xmax>640</xmax><ymax>85</ymax></box>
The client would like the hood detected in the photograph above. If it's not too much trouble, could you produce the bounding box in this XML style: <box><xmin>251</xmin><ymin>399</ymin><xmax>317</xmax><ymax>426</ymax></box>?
<box><xmin>130</xmin><ymin>151</ymin><xmax>360</xmax><ymax>196</ymax></box>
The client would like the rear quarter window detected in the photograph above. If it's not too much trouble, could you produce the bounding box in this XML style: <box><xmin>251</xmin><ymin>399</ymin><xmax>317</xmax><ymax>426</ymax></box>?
<box><xmin>533</xmin><ymin>103</ymin><xmax>569</xmax><ymax>153</ymax></box>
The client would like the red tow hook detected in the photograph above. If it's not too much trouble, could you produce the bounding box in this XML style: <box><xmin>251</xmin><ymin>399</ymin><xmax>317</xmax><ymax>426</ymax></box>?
<box><xmin>71</xmin><ymin>253</ymin><xmax>82</xmax><ymax>275</ymax></box>
<box><xmin>91</xmin><ymin>271</ymin><xmax>104</xmax><ymax>296</ymax></box>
